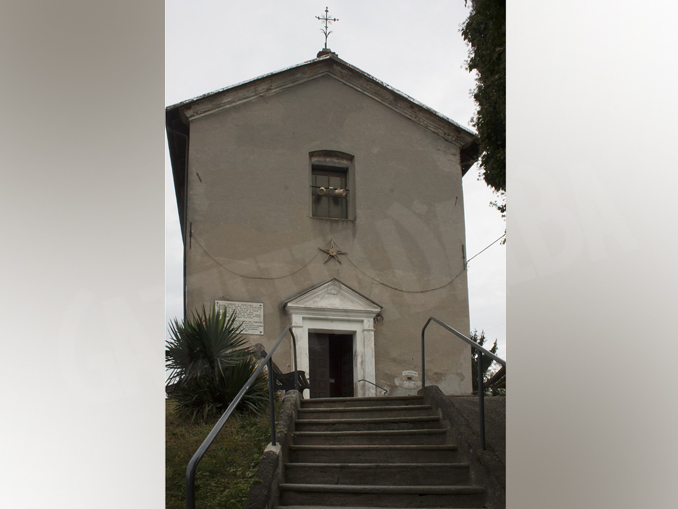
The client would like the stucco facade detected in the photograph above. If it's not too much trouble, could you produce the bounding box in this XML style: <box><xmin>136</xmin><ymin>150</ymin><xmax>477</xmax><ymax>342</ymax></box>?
<box><xmin>167</xmin><ymin>53</ymin><xmax>479</xmax><ymax>397</ymax></box>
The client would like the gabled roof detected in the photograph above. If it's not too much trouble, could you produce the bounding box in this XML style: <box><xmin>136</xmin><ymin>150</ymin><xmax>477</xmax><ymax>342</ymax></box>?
<box><xmin>166</xmin><ymin>53</ymin><xmax>480</xmax><ymax>235</ymax></box>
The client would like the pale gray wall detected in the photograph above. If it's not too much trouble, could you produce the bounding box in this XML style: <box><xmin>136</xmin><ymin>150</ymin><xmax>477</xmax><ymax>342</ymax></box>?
<box><xmin>184</xmin><ymin>75</ymin><xmax>472</xmax><ymax>395</ymax></box>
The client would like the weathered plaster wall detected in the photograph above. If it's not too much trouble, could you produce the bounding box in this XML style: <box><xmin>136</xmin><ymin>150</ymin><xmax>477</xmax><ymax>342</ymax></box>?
<box><xmin>184</xmin><ymin>75</ymin><xmax>472</xmax><ymax>395</ymax></box>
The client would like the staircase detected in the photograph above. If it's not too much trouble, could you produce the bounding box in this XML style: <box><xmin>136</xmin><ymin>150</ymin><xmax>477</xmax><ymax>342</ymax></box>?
<box><xmin>276</xmin><ymin>395</ymin><xmax>487</xmax><ymax>508</ymax></box>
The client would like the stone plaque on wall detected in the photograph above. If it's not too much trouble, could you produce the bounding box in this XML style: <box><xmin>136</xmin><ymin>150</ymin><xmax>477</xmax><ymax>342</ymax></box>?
<box><xmin>215</xmin><ymin>300</ymin><xmax>264</xmax><ymax>335</ymax></box>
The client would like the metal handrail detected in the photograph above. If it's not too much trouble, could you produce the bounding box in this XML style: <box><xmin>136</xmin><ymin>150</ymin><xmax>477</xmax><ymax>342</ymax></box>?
<box><xmin>357</xmin><ymin>379</ymin><xmax>388</xmax><ymax>395</ymax></box>
<box><xmin>185</xmin><ymin>326</ymin><xmax>298</xmax><ymax>509</ymax></box>
<box><xmin>421</xmin><ymin>317</ymin><xmax>506</xmax><ymax>451</ymax></box>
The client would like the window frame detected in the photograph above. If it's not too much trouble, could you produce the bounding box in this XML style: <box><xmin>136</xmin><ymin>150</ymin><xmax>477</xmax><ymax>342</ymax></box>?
<box><xmin>311</xmin><ymin>166</ymin><xmax>349</xmax><ymax>219</ymax></box>
<box><xmin>309</xmin><ymin>150</ymin><xmax>355</xmax><ymax>221</ymax></box>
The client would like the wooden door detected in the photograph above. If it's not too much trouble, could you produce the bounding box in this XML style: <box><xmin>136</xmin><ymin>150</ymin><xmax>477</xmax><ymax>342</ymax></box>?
<box><xmin>309</xmin><ymin>333</ymin><xmax>354</xmax><ymax>398</ymax></box>
<box><xmin>308</xmin><ymin>333</ymin><xmax>330</xmax><ymax>399</ymax></box>
<box><xmin>336</xmin><ymin>335</ymin><xmax>354</xmax><ymax>397</ymax></box>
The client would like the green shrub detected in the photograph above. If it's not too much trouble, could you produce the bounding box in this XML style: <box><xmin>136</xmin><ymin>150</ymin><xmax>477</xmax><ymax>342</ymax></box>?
<box><xmin>166</xmin><ymin>306</ymin><xmax>268</xmax><ymax>420</ymax></box>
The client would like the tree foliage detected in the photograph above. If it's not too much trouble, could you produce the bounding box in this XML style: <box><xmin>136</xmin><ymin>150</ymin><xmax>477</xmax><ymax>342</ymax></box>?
<box><xmin>470</xmin><ymin>329</ymin><xmax>502</xmax><ymax>395</ymax></box>
<box><xmin>462</xmin><ymin>0</ymin><xmax>506</xmax><ymax>214</ymax></box>
<box><xmin>166</xmin><ymin>306</ymin><xmax>268</xmax><ymax>420</ymax></box>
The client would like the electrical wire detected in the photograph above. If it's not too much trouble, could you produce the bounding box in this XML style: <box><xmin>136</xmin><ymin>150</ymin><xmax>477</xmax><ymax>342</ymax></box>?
<box><xmin>466</xmin><ymin>233</ymin><xmax>506</xmax><ymax>266</ymax></box>
<box><xmin>192</xmin><ymin>233</ymin><xmax>504</xmax><ymax>293</ymax></box>
<box><xmin>192</xmin><ymin>236</ymin><xmax>321</xmax><ymax>280</ymax></box>
<box><xmin>343</xmin><ymin>255</ymin><xmax>466</xmax><ymax>294</ymax></box>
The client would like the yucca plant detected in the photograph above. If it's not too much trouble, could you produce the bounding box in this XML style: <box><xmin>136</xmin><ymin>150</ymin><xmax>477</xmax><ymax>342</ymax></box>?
<box><xmin>166</xmin><ymin>305</ymin><xmax>268</xmax><ymax>420</ymax></box>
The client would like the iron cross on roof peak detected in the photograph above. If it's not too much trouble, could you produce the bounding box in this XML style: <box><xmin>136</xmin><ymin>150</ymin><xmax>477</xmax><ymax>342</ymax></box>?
<box><xmin>316</xmin><ymin>7</ymin><xmax>339</xmax><ymax>51</ymax></box>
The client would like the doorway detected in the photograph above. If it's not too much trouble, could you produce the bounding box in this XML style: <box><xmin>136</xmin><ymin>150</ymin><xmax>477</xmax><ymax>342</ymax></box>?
<box><xmin>308</xmin><ymin>333</ymin><xmax>354</xmax><ymax>399</ymax></box>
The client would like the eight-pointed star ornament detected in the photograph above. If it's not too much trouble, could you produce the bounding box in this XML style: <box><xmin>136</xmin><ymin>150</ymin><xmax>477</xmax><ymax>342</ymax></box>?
<box><xmin>319</xmin><ymin>239</ymin><xmax>347</xmax><ymax>264</ymax></box>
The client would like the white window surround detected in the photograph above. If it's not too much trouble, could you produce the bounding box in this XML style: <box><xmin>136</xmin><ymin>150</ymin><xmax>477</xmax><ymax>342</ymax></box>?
<box><xmin>283</xmin><ymin>279</ymin><xmax>382</xmax><ymax>398</ymax></box>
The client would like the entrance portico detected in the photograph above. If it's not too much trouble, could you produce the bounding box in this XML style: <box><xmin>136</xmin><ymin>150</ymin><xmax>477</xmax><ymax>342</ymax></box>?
<box><xmin>283</xmin><ymin>279</ymin><xmax>382</xmax><ymax>398</ymax></box>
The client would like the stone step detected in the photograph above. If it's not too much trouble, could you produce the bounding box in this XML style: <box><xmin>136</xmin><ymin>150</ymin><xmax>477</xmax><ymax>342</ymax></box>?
<box><xmin>278</xmin><ymin>507</ymin><xmax>484</xmax><ymax>509</ymax></box>
<box><xmin>297</xmin><ymin>404</ymin><xmax>435</xmax><ymax>420</ymax></box>
<box><xmin>295</xmin><ymin>415</ymin><xmax>443</xmax><ymax>432</ymax></box>
<box><xmin>288</xmin><ymin>444</ymin><xmax>459</xmax><ymax>464</ymax></box>
<box><xmin>292</xmin><ymin>428</ymin><xmax>449</xmax><ymax>446</ymax></box>
<box><xmin>302</xmin><ymin>396</ymin><xmax>424</xmax><ymax>409</ymax></box>
<box><xmin>279</xmin><ymin>483</ymin><xmax>486</xmax><ymax>508</ymax></box>
<box><xmin>284</xmin><ymin>462</ymin><xmax>471</xmax><ymax>486</ymax></box>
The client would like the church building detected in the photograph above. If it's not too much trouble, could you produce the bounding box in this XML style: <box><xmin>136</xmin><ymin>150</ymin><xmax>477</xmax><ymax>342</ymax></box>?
<box><xmin>166</xmin><ymin>49</ymin><xmax>480</xmax><ymax>398</ymax></box>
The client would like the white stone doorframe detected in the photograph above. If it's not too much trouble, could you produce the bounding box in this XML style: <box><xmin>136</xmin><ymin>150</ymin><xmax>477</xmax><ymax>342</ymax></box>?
<box><xmin>283</xmin><ymin>279</ymin><xmax>382</xmax><ymax>399</ymax></box>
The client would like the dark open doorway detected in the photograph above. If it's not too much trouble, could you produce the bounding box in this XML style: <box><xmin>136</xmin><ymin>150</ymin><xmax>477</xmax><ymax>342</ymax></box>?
<box><xmin>308</xmin><ymin>333</ymin><xmax>354</xmax><ymax>399</ymax></box>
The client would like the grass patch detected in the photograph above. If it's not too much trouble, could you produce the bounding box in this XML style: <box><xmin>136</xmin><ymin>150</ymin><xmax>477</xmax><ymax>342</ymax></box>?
<box><xmin>166</xmin><ymin>399</ymin><xmax>274</xmax><ymax>509</ymax></box>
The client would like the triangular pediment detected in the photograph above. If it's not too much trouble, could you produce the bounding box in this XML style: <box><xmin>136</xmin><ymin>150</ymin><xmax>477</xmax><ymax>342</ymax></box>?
<box><xmin>284</xmin><ymin>279</ymin><xmax>381</xmax><ymax>315</ymax></box>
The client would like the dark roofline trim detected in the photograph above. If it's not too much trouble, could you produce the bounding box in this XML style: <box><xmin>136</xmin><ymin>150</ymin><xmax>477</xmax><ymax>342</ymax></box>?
<box><xmin>166</xmin><ymin>54</ymin><xmax>477</xmax><ymax>143</ymax></box>
<box><xmin>166</xmin><ymin>56</ymin><xmax>321</xmax><ymax>111</ymax></box>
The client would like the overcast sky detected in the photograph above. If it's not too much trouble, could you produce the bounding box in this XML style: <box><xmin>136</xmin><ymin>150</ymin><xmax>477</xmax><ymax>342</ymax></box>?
<box><xmin>165</xmin><ymin>0</ymin><xmax>506</xmax><ymax>358</ymax></box>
